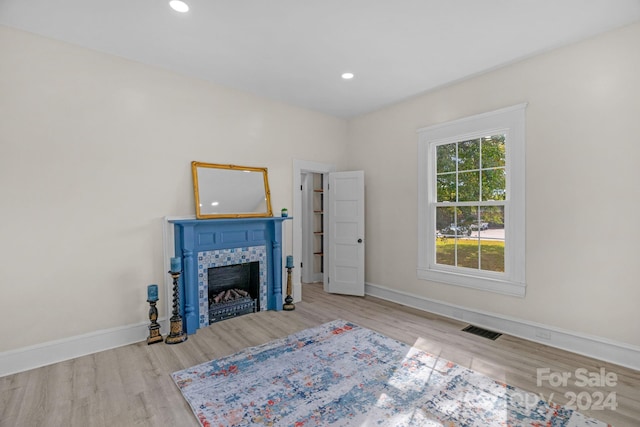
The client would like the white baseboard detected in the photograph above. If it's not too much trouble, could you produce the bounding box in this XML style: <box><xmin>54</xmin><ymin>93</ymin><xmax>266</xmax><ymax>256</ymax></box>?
<box><xmin>5</xmin><ymin>283</ymin><xmax>639</xmax><ymax>377</ymax></box>
<box><xmin>365</xmin><ymin>282</ymin><xmax>640</xmax><ymax>372</ymax></box>
<box><xmin>0</xmin><ymin>318</ymin><xmax>168</xmax><ymax>378</ymax></box>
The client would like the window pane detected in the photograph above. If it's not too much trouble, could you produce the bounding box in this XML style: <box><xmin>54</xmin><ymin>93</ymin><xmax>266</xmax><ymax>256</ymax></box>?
<box><xmin>457</xmin><ymin>239</ymin><xmax>479</xmax><ymax>269</ymax></box>
<box><xmin>458</xmin><ymin>171</ymin><xmax>479</xmax><ymax>202</ymax></box>
<box><xmin>436</xmin><ymin>238</ymin><xmax>455</xmax><ymax>266</ymax></box>
<box><xmin>479</xmin><ymin>206</ymin><xmax>504</xmax><ymax>232</ymax></box>
<box><xmin>456</xmin><ymin>206</ymin><xmax>478</xmax><ymax>269</ymax></box>
<box><xmin>480</xmin><ymin>240</ymin><xmax>504</xmax><ymax>272</ymax></box>
<box><xmin>458</xmin><ymin>139</ymin><xmax>480</xmax><ymax>171</ymax></box>
<box><xmin>457</xmin><ymin>206</ymin><xmax>477</xmax><ymax>233</ymax></box>
<box><xmin>436</xmin><ymin>143</ymin><xmax>456</xmax><ymax>173</ymax></box>
<box><xmin>481</xmin><ymin>168</ymin><xmax>506</xmax><ymax>201</ymax></box>
<box><xmin>435</xmin><ymin>206</ymin><xmax>455</xmax><ymax>266</ymax></box>
<box><xmin>481</xmin><ymin>135</ymin><xmax>506</xmax><ymax>168</ymax></box>
<box><xmin>436</xmin><ymin>206</ymin><xmax>455</xmax><ymax>236</ymax></box>
<box><xmin>436</xmin><ymin>173</ymin><xmax>456</xmax><ymax>202</ymax></box>
<box><xmin>479</xmin><ymin>206</ymin><xmax>505</xmax><ymax>272</ymax></box>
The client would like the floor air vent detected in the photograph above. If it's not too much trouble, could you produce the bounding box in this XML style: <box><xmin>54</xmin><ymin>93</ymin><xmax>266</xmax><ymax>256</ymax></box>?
<box><xmin>462</xmin><ymin>325</ymin><xmax>502</xmax><ymax>340</ymax></box>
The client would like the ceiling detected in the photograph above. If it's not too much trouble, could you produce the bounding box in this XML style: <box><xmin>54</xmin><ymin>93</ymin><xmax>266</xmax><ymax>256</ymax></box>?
<box><xmin>1</xmin><ymin>0</ymin><xmax>639</xmax><ymax>118</ymax></box>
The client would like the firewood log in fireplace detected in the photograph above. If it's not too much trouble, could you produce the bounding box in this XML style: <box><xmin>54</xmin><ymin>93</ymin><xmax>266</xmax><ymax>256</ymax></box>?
<box><xmin>211</xmin><ymin>288</ymin><xmax>251</xmax><ymax>305</ymax></box>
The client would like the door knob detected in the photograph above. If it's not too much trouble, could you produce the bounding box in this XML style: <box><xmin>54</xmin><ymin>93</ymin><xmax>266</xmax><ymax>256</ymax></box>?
<box><xmin>357</xmin><ymin>238</ymin><xmax>363</xmax><ymax>243</ymax></box>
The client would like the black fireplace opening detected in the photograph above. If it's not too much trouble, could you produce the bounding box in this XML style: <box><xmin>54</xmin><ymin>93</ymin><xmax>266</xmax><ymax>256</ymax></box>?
<box><xmin>207</xmin><ymin>261</ymin><xmax>260</xmax><ymax>324</ymax></box>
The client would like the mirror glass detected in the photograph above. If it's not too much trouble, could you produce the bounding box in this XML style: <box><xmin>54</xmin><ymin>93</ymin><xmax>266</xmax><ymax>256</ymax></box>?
<box><xmin>192</xmin><ymin>162</ymin><xmax>273</xmax><ymax>219</ymax></box>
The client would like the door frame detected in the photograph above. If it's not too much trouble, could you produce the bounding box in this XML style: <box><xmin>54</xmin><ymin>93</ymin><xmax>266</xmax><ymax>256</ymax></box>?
<box><xmin>293</xmin><ymin>159</ymin><xmax>336</xmax><ymax>300</ymax></box>
<box><xmin>300</xmin><ymin>172</ymin><xmax>324</xmax><ymax>284</ymax></box>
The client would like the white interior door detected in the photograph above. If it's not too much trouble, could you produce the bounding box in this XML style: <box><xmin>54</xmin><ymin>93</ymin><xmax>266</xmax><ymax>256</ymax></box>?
<box><xmin>327</xmin><ymin>171</ymin><xmax>365</xmax><ymax>296</ymax></box>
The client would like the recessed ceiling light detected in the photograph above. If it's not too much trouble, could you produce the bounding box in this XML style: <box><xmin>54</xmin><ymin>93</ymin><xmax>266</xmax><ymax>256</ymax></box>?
<box><xmin>169</xmin><ymin>0</ymin><xmax>189</xmax><ymax>13</ymax></box>
<box><xmin>341</xmin><ymin>72</ymin><xmax>354</xmax><ymax>80</ymax></box>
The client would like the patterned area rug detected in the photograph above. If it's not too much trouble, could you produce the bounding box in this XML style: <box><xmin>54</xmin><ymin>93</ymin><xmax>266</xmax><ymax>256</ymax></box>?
<box><xmin>172</xmin><ymin>320</ymin><xmax>608</xmax><ymax>426</ymax></box>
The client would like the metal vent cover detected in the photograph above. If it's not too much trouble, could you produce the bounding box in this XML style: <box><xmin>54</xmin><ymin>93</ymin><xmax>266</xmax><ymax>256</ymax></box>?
<box><xmin>462</xmin><ymin>325</ymin><xmax>502</xmax><ymax>340</ymax></box>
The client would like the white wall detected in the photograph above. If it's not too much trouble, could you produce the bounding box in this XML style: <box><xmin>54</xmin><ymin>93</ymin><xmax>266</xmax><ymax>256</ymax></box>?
<box><xmin>347</xmin><ymin>22</ymin><xmax>640</xmax><ymax>347</ymax></box>
<box><xmin>0</xmin><ymin>26</ymin><xmax>348</xmax><ymax>353</ymax></box>
<box><xmin>2</xmin><ymin>20</ymin><xmax>639</xmax><ymax>363</ymax></box>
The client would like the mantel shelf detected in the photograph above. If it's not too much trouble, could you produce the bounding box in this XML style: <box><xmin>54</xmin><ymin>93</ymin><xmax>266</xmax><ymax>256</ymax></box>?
<box><xmin>170</xmin><ymin>217</ymin><xmax>292</xmax><ymax>226</ymax></box>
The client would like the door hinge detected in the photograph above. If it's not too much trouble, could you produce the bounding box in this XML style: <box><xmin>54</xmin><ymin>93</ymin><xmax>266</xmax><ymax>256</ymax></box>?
<box><xmin>328</xmin><ymin>277</ymin><xmax>330</xmax><ymax>284</ymax></box>
<box><xmin>300</xmin><ymin>262</ymin><xmax>303</xmax><ymax>268</ymax></box>
<box><xmin>300</xmin><ymin>185</ymin><xmax>303</xmax><ymax>191</ymax></box>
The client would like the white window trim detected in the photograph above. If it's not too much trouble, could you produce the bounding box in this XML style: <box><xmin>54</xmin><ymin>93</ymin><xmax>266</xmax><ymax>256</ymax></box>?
<box><xmin>417</xmin><ymin>103</ymin><xmax>527</xmax><ymax>297</ymax></box>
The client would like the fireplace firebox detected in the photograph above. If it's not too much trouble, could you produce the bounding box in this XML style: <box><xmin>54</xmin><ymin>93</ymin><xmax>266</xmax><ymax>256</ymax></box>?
<box><xmin>208</xmin><ymin>262</ymin><xmax>259</xmax><ymax>323</ymax></box>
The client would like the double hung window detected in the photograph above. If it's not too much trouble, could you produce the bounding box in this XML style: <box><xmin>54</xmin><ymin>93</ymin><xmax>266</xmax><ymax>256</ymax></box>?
<box><xmin>417</xmin><ymin>104</ymin><xmax>526</xmax><ymax>296</ymax></box>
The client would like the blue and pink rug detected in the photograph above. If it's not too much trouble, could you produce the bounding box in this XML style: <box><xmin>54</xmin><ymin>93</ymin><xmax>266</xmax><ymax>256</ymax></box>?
<box><xmin>172</xmin><ymin>320</ymin><xmax>608</xmax><ymax>426</ymax></box>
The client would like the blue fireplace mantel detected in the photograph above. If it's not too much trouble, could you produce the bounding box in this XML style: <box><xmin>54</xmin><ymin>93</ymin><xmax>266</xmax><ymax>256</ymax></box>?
<box><xmin>170</xmin><ymin>217</ymin><xmax>291</xmax><ymax>334</ymax></box>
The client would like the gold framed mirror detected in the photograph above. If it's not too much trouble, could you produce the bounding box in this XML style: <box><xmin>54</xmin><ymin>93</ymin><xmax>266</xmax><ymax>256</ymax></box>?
<box><xmin>192</xmin><ymin>162</ymin><xmax>273</xmax><ymax>219</ymax></box>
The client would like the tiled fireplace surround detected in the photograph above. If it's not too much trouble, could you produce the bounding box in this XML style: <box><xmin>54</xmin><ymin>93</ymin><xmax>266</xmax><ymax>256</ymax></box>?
<box><xmin>170</xmin><ymin>217</ymin><xmax>290</xmax><ymax>335</ymax></box>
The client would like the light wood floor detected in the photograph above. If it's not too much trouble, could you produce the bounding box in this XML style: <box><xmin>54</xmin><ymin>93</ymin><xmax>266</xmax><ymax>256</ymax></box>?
<box><xmin>1</xmin><ymin>283</ymin><xmax>639</xmax><ymax>426</ymax></box>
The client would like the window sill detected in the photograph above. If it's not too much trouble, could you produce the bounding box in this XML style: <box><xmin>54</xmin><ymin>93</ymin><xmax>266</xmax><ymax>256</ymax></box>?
<box><xmin>417</xmin><ymin>267</ymin><xmax>525</xmax><ymax>297</ymax></box>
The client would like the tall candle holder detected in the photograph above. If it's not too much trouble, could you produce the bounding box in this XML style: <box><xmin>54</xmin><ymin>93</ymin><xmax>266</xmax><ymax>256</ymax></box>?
<box><xmin>146</xmin><ymin>298</ymin><xmax>163</xmax><ymax>344</ymax></box>
<box><xmin>165</xmin><ymin>270</ymin><xmax>188</xmax><ymax>344</ymax></box>
<box><xmin>283</xmin><ymin>265</ymin><xmax>295</xmax><ymax>311</ymax></box>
